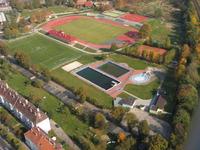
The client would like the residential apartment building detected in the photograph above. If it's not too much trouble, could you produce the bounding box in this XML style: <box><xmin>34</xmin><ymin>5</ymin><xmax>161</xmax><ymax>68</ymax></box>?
<box><xmin>0</xmin><ymin>80</ymin><xmax>51</xmax><ymax>133</ymax></box>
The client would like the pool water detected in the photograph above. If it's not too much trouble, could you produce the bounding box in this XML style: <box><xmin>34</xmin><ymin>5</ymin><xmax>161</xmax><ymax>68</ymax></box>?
<box><xmin>76</xmin><ymin>67</ymin><xmax>119</xmax><ymax>90</ymax></box>
<box><xmin>131</xmin><ymin>73</ymin><xmax>150</xmax><ymax>84</ymax></box>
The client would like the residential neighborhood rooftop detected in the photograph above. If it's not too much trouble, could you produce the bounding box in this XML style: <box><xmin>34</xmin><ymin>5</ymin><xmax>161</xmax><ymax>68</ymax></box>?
<box><xmin>118</xmin><ymin>98</ymin><xmax>136</xmax><ymax>106</ymax></box>
<box><xmin>0</xmin><ymin>80</ymin><xmax>48</xmax><ymax>124</ymax></box>
<box><xmin>150</xmin><ymin>94</ymin><xmax>166</xmax><ymax>111</ymax></box>
<box><xmin>24</xmin><ymin>127</ymin><xmax>62</xmax><ymax>150</ymax></box>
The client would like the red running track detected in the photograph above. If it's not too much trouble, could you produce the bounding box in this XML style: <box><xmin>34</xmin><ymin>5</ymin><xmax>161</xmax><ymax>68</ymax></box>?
<box><xmin>42</xmin><ymin>15</ymin><xmax>139</xmax><ymax>49</ymax></box>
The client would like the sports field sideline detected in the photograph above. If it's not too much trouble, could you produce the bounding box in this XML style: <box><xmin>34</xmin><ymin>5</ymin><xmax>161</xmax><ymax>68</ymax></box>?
<box><xmin>8</xmin><ymin>34</ymin><xmax>83</xmax><ymax>69</ymax></box>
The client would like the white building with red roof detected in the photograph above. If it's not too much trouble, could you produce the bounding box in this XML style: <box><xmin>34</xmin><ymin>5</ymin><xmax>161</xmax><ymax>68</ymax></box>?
<box><xmin>24</xmin><ymin>127</ymin><xmax>62</xmax><ymax>150</ymax></box>
<box><xmin>76</xmin><ymin>0</ymin><xmax>93</xmax><ymax>7</ymax></box>
<box><xmin>0</xmin><ymin>80</ymin><xmax>51</xmax><ymax>133</ymax></box>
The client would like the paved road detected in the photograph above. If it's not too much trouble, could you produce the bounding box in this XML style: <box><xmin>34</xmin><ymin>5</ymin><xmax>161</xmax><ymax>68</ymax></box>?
<box><xmin>50</xmin><ymin>120</ymin><xmax>80</xmax><ymax>150</ymax></box>
<box><xmin>128</xmin><ymin>108</ymin><xmax>171</xmax><ymax>139</ymax></box>
<box><xmin>185</xmin><ymin>104</ymin><xmax>200</xmax><ymax>150</ymax></box>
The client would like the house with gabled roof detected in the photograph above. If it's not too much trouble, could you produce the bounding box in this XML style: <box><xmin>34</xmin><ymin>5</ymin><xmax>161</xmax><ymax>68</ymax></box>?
<box><xmin>114</xmin><ymin>97</ymin><xmax>136</xmax><ymax>109</ymax></box>
<box><xmin>149</xmin><ymin>93</ymin><xmax>167</xmax><ymax>114</ymax></box>
<box><xmin>24</xmin><ymin>127</ymin><xmax>62</xmax><ymax>150</ymax></box>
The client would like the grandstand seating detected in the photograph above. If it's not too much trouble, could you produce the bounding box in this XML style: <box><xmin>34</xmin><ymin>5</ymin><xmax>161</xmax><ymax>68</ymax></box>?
<box><xmin>48</xmin><ymin>30</ymin><xmax>76</xmax><ymax>43</ymax></box>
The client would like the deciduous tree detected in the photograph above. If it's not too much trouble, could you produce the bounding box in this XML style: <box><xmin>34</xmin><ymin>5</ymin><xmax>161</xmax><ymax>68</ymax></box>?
<box><xmin>149</xmin><ymin>134</ymin><xmax>168</xmax><ymax>150</ymax></box>
<box><xmin>111</xmin><ymin>107</ymin><xmax>127</xmax><ymax>123</ymax></box>
<box><xmin>94</xmin><ymin>113</ymin><xmax>106</xmax><ymax>129</ymax></box>
<box><xmin>139</xmin><ymin>24</ymin><xmax>151</xmax><ymax>39</ymax></box>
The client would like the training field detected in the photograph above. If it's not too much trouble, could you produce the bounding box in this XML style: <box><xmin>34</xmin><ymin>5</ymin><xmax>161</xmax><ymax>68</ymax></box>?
<box><xmin>98</xmin><ymin>61</ymin><xmax>130</xmax><ymax>78</ymax></box>
<box><xmin>8</xmin><ymin>34</ymin><xmax>83</xmax><ymax>69</ymax></box>
<box><xmin>54</xmin><ymin>17</ymin><xmax>129</xmax><ymax>44</ymax></box>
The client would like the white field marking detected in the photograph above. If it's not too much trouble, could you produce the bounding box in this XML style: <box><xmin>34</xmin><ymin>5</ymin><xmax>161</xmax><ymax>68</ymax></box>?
<box><xmin>37</xmin><ymin>32</ymin><xmax>110</xmax><ymax>55</ymax></box>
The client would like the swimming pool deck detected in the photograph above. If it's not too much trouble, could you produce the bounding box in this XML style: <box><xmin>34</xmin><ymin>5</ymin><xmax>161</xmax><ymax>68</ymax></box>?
<box><xmin>89</xmin><ymin>61</ymin><xmax>145</xmax><ymax>98</ymax></box>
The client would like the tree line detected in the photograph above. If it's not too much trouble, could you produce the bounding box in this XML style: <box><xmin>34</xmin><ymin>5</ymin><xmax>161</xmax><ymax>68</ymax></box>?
<box><xmin>10</xmin><ymin>0</ymin><xmax>68</xmax><ymax>11</ymax></box>
<box><xmin>168</xmin><ymin>0</ymin><xmax>200</xmax><ymax>149</ymax></box>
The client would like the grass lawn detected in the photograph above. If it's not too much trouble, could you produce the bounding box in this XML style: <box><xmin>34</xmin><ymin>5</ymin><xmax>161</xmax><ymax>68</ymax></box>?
<box><xmin>55</xmin><ymin>18</ymin><xmax>128</xmax><ymax>44</ymax></box>
<box><xmin>146</xmin><ymin>19</ymin><xmax>171</xmax><ymax>43</ymax></box>
<box><xmin>77</xmin><ymin>55</ymin><xmax>105</xmax><ymax>64</ymax></box>
<box><xmin>6</xmin><ymin>71</ymin><xmax>89</xmax><ymax>137</ymax></box>
<box><xmin>84</xmin><ymin>47</ymin><xmax>97</xmax><ymax>53</ymax></box>
<box><xmin>51</xmin><ymin>68</ymin><xmax>113</xmax><ymax>108</ymax></box>
<box><xmin>74</xmin><ymin>43</ymin><xmax>86</xmax><ymax>49</ymax></box>
<box><xmin>109</xmin><ymin>54</ymin><xmax>153</xmax><ymax>70</ymax></box>
<box><xmin>8</xmin><ymin>34</ymin><xmax>83</xmax><ymax>69</ymax></box>
<box><xmin>21</xmin><ymin>6</ymin><xmax>76</xmax><ymax>17</ymax></box>
<box><xmin>124</xmin><ymin>79</ymin><xmax>160</xmax><ymax>99</ymax></box>
<box><xmin>77</xmin><ymin>54</ymin><xmax>154</xmax><ymax>69</ymax></box>
<box><xmin>46</xmin><ymin>6</ymin><xmax>76</xmax><ymax>13</ymax></box>
<box><xmin>118</xmin><ymin>92</ymin><xmax>133</xmax><ymax>99</ymax></box>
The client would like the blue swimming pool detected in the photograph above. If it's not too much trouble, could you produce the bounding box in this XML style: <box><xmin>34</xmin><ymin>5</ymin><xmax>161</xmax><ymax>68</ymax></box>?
<box><xmin>76</xmin><ymin>67</ymin><xmax>119</xmax><ymax>90</ymax></box>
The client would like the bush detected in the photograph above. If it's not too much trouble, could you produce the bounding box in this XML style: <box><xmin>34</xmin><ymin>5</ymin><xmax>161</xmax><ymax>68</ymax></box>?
<box><xmin>31</xmin><ymin>80</ymin><xmax>43</xmax><ymax>88</ymax></box>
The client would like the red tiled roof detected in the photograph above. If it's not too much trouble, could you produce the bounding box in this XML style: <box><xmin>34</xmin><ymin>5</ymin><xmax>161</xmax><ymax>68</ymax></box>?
<box><xmin>76</xmin><ymin>0</ymin><xmax>87</xmax><ymax>5</ymax></box>
<box><xmin>84</xmin><ymin>1</ymin><xmax>93</xmax><ymax>7</ymax></box>
<box><xmin>24</xmin><ymin>127</ymin><xmax>62</xmax><ymax>150</ymax></box>
<box><xmin>0</xmin><ymin>80</ymin><xmax>48</xmax><ymax>124</ymax></box>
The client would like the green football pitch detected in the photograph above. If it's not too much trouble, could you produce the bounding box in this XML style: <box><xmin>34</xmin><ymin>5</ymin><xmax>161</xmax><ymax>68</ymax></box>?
<box><xmin>8</xmin><ymin>34</ymin><xmax>83</xmax><ymax>69</ymax></box>
<box><xmin>54</xmin><ymin>18</ymin><xmax>129</xmax><ymax>44</ymax></box>
<box><xmin>98</xmin><ymin>61</ymin><xmax>129</xmax><ymax>77</ymax></box>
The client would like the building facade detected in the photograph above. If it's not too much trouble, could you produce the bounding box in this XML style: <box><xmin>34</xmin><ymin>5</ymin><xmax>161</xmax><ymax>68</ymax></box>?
<box><xmin>0</xmin><ymin>80</ymin><xmax>51</xmax><ymax>133</ymax></box>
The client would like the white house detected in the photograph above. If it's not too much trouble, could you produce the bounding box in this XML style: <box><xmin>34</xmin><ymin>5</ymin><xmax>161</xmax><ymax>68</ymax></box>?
<box><xmin>0</xmin><ymin>80</ymin><xmax>51</xmax><ymax>133</ymax></box>
<box><xmin>0</xmin><ymin>0</ymin><xmax>11</xmax><ymax>12</ymax></box>
<box><xmin>114</xmin><ymin>97</ymin><xmax>136</xmax><ymax>109</ymax></box>
<box><xmin>0</xmin><ymin>12</ymin><xmax>6</xmax><ymax>25</ymax></box>
<box><xmin>24</xmin><ymin>127</ymin><xmax>62</xmax><ymax>150</ymax></box>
